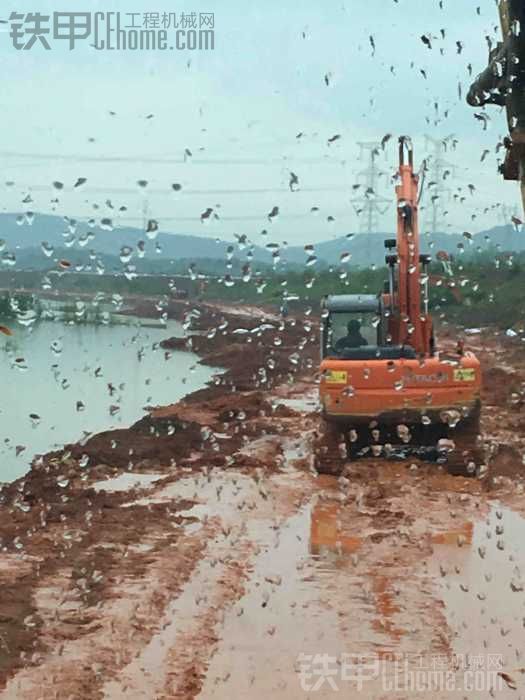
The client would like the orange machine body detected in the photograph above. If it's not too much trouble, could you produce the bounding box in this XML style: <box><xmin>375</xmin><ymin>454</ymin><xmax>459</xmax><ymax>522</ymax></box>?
<box><xmin>320</xmin><ymin>353</ymin><xmax>481</xmax><ymax>426</ymax></box>
<box><xmin>319</xmin><ymin>138</ymin><xmax>481</xmax><ymax>430</ymax></box>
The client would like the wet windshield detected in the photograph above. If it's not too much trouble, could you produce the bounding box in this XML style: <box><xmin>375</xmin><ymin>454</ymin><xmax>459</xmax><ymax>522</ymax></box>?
<box><xmin>2</xmin><ymin>1</ymin><xmax>525</xmax><ymax>698</ymax></box>
<box><xmin>328</xmin><ymin>312</ymin><xmax>378</xmax><ymax>353</ymax></box>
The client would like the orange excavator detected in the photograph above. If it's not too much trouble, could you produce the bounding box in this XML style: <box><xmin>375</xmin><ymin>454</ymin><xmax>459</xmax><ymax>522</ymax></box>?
<box><xmin>316</xmin><ymin>138</ymin><xmax>482</xmax><ymax>476</ymax></box>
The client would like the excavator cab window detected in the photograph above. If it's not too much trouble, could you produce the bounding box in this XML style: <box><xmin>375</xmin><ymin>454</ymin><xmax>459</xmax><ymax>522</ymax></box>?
<box><xmin>327</xmin><ymin>312</ymin><xmax>378</xmax><ymax>356</ymax></box>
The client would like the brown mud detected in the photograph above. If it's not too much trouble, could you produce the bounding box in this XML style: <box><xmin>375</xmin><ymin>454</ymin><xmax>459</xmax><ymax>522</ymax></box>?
<box><xmin>0</xmin><ymin>302</ymin><xmax>524</xmax><ymax>698</ymax></box>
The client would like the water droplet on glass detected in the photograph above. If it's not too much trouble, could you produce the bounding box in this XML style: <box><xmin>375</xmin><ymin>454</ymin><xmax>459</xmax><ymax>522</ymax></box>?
<box><xmin>120</xmin><ymin>246</ymin><xmax>133</xmax><ymax>264</ymax></box>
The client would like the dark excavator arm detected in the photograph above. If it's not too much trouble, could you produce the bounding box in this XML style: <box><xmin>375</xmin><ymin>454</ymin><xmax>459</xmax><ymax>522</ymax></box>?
<box><xmin>468</xmin><ymin>0</ymin><xmax>525</xmax><ymax>206</ymax></box>
<box><xmin>466</xmin><ymin>43</ymin><xmax>507</xmax><ymax>108</ymax></box>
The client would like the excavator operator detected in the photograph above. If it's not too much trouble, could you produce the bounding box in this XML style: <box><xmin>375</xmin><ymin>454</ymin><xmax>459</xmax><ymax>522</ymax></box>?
<box><xmin>335</xmin><ymin>320</ymin><xmax>368</xmax><ymax>351</ymax></box>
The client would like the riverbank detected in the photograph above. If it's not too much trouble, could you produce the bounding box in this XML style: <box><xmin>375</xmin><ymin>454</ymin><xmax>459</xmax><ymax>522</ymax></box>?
<box><xmin>1</xmin><ymin>317</ymin><xmax>216</xmax><ymax>482</ymax></box>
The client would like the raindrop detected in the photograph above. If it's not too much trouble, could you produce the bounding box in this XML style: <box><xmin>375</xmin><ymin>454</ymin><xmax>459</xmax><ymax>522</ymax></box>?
<box><xmin>120</xmin><ymin>246</ymin><xmax>133</xmax><ymax>264</ymax></box>
<box><xmin>41</xmin><ymin>242</ymin><xmax>54</xmax><ymax>258</ymax></box>
<box><xmin>146</xmin><ymin>219</ymin><xmax>159</xmax><ymax>238</ymax></box>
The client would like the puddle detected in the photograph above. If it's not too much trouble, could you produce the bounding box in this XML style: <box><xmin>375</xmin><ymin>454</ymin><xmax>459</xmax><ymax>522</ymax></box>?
<box><xmin>127</xmin><ymin>471</ymin><xmax>262</xmax><ymax>514</ymax></box>
<box><xmin>92</xmin><ymin>473</ymin><xmax>164</xmax><ymax>492</ymax></box>
<box><xmin>199</xmin><ymin>479</ymin><xmax>401</xmax><ymax>699</ymax></box>
<box><xmin>431</xmin><ymin>522</ymin><xmax>474</xmax><ymax>546</ymax></box>
<box><xmin>102</xmin><ymin>555</ymin><xmax>233</xmax><ymax>700</ymax></box>
<box><xmin>104</xmin><ymin>469</ymin><xmax>327</xmax><ymax>699</ymax></box>
<box><xmin>108</xmin><ymin>466</ymin><xmax>489</xmax><ymax>699</ymax></box>
<box><xmin>198</xmin><ymin>503</ymin><xmax>347</xmax><ymax>699</ymax></box>
<box><xmin>183</xmin><ymin>521</ymin><xmax>203</xmax><ymax>535</ymax></box>
<box><xmin>309</xmin><ymin>501</ymin><xmax>362</xmax><ymax>560</ymax></box>
<box><xmin>275</xmin><ymin>392</ymin><xmax>319</xmax><ymax>413</ymax></box>
<box><xmin>428</xmin><ymin>504</ymin><xmax>525</xmax><ymax>694</ymax></box>
<box><xmin>235</xmin><ymin>435</ymin><xmax>282</xmax><ymax>460</ymax></box>
<box><xmin>126</xmin><ymin>542</ymin><xmax>156</xmax><ymax>554</ymax></box>
<box><xmin>280</xmin><ymin>435</ymin><xmax>315</xmax><ymax>473</ymax></box>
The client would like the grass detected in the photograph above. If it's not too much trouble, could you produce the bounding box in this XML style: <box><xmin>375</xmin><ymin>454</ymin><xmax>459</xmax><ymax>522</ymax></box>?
<box><xmin>1</xmin><ymin>251</ymin><xmax>524</xmax><ymax>331</ymax></box>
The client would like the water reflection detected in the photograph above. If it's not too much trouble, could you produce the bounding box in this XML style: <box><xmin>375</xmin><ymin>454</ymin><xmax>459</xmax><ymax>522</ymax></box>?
<box><xmin>1</xmin><ymin>319</ymin><xmax>218</xmax><ymax>482</ymax></box>
<box><xmin>429</xmin><ymin>505</ymin><xmax>525</xmax><ymax>693</ymax></box>
<box><xmin>309</xmin><ymin>501</ymin><xmax>361</xmax><ymax>559</ymax></box>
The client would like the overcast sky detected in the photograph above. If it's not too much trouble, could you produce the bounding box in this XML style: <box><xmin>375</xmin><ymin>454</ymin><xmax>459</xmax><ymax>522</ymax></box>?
<box><xmin>0</xmin><ymin>0</ymin><xmax>521</xmax><ymax>246</ymax></box>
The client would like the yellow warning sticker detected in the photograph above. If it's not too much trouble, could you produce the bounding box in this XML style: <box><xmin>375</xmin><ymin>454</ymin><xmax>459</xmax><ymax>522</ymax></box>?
<box><xmin>326</xmin><ymin>370</ymin><xmax>348</xmax><ymax>384</ymax></box>
<box><xmin>453</xmin><ymin>368</ymin><xmax>476</xmax><ymax>382</ymax></box>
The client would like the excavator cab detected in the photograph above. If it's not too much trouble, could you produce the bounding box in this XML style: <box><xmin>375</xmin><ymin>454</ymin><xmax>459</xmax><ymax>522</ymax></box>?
<box><xmin>322</xmin><ymin>294</ymin><xmax>380</xmax><ymax>358</ymax></box>
<box><xmin>322</xmin><ymin>294</ymin><xmax>418</xmax><ymax>361</ymax></box>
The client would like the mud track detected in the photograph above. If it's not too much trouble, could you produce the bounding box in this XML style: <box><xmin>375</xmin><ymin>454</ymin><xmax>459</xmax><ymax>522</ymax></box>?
<box><xmin>0</xmin><ymin>302</ymin><xmax>524</xmax><ymax>699</ymax></box>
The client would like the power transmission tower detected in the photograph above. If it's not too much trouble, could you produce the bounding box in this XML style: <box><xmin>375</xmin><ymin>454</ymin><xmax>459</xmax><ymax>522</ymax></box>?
<box><xmin>350</xmin><ymin>142</ymin><xmax>390</xmax><ymax>266</ymax></box>
<box><xmin>141</xmin><ymin>197</ymin><xmax>151</xmax><ymax>235</ymax></box>
<box><xmin>423</xmin><ymin>135</ymin><xmax>456</xmax><ymax>236</ymax></box>
<box><xmin>499</xmin><ymin>203</ymin><xmax>520</xmax><ymax>227</ymax></box>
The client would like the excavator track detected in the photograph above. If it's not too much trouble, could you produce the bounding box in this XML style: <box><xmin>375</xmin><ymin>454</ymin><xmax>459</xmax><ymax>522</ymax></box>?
<box><xmin>313</xmin><ymin>412</ymin><xmax>485</xmax><ymax>479</ymax></box>
<box><xmin>443</xmin><ymin>410</ymin><xmax>486</xmax><ymax>478</ymax></box>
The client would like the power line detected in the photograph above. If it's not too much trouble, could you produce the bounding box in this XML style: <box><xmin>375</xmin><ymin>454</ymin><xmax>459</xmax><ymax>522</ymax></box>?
<box><xmin>1</xmin><ymin>209</ymin><xmax>356</xmax><ymax>223</ymax></box>
<box><xmin>423</xmin><ymin>135</ymin><xmax>455</xmax><ymax>235</ymax></box>
<box><xmin>7</xmin><ymin>184</ymin><xmax>352</xmax><ymax>197</ymax></box>
<box><xmin>498</xmin><ymin>203</ymin><xmax>520</xmax><ymax>227</ymax></box>
<box><xmin>115</xmin><ymin>212</ymin><xmax>355</xmax><ymax>223</ymax></box>
<box><xmin>0</xmin><ymin>150</ymin><xmax>348</xmax><ymax>167</ymax></box>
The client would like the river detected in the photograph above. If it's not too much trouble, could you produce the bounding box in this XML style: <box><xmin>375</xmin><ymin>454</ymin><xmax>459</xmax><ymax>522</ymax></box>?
<box><xmin>1</xmin><ymin>318</ymin><xmax>218</xmax><ymax>483</ymax></box>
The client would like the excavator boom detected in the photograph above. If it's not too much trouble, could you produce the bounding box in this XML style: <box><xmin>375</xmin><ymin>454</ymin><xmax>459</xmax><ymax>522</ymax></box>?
<box><xmin>386</xmin><ymin>138</ymin><xmax>433</xmax><ymax>356</ymax></box>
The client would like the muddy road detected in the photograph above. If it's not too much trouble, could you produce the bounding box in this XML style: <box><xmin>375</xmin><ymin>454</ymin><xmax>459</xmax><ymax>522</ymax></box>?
<box><xmin>0</xmin><ymin>303</ymin><xmax>524</xmax><ymax>699</ymax></box>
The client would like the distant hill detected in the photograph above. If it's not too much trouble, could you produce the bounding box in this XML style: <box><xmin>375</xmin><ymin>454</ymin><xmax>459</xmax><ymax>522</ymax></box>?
<box><xmin>303</xmin><ymin>226</ymin><xmax>525</xmax><ymax>267</ymax></box>
<box><xmin>1</xmin><ymin>213</ymin><xmax>524</xmax><ymax>271</ymax></box>
<box><xmin>0</xmin><ymin>213</ymin><xmax>259</xmax><ymax>262</ymax></box>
